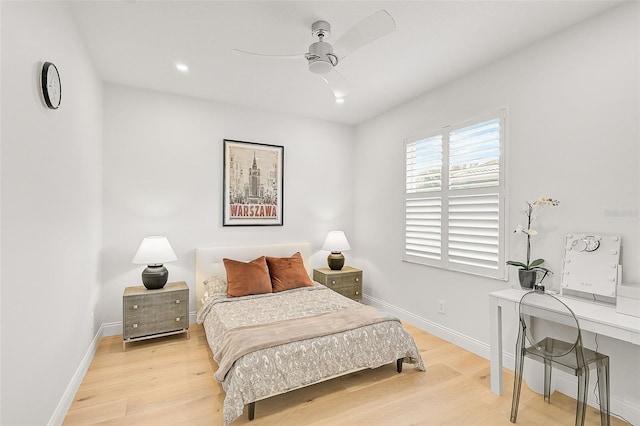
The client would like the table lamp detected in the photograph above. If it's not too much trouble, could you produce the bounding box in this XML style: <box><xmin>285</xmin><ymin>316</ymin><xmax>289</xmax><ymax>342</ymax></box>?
<box><xmin>132</xmin><ymin>236</ymin><xmax>177</xmax><ymax>289</ymax></box>
<box><xmin>322</xmin><ymin>231</ymin><xmax>351</xmax><ymax>270</ymax></box>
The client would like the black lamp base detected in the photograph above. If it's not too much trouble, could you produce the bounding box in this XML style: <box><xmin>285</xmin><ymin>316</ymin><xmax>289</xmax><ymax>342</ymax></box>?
<box><xmin>142</xmin><ymin>265</ymin><xmax>169</xmax><ymax>289</ymax></box>
<box><xmin>327</xmin><ymin>252</ymin><xmax>345</xmax><ymax>270</ymax></box>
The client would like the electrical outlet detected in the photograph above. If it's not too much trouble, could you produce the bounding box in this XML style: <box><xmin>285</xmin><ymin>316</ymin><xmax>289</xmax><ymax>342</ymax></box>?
<box><xmin>438</xmin><ymin>300</ymin><xmax>446</xmax><ymax>314</ymax></box>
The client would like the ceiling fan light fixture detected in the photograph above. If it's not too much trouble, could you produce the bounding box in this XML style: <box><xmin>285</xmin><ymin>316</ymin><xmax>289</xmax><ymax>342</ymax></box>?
<box><xmin>309</xmin><ymin>58</ymin><xmax>333</xmax><ymax>75</ymax></box>
<box><xmin>307</xmin><ymin>40</ymin><xmax>337</xmax><ymax>74</ymax></box>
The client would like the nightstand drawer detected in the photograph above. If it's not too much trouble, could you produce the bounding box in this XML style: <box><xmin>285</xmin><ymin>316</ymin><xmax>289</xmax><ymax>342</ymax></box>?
<box><xmin>326</xmin><ymin>282</ymin><xmax>362</xmax><ymax>300</ymax></box>
<box><xmin>123</xmin><ymin>290</ymin><xmax>187</xmax><ymax>316</ymax></box>
<box><xmin>323</xmin><ymin>272</ymin><xmax>361</xmax><ymax>288</ymax></box>
<box><xmin>313</xmin><ymin>267</ymin><xmax>363</xmax><ymax>301</ymax></box>
<box><xmin>124</xmin><ymin>313</ymin><xmax>188</xmax><ymax>339</ymax></box>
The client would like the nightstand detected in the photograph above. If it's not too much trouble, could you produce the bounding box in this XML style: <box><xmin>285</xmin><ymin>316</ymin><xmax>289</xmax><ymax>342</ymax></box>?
<box><xmin>122</xmin><ymin>281</ymin><xmax>189</xmax><ymax>351</ymax></box>
<box><xmin>313</xmin><ymin>266</ymin><xmax>362</xmax><ymax>301</ymax></box>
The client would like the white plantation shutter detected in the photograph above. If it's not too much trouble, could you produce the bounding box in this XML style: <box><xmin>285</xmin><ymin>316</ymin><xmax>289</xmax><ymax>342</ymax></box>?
<box><xmin>448</xmin><ymin>194</ymin><xmax>500</xmax><ymax>272</ymax></box>
<box><xmin>403</xmin><ymin>111</ymin><xmax>506</xmax><ymax>279</ymax></box>
<box><xmin>404</xmin><ymin>134</ymin><xmax>443</xmax><ymax>263</ymax></box>
<box><xmin>405</xmin><ymin>197</ymin><xmax>441</xmax><ymax>260</ymax></box>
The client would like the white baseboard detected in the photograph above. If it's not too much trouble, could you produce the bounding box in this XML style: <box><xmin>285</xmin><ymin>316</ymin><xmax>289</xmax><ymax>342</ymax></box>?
<box><xmin>363</xmin><ymin>294</ymin><xmax>640</xmax><ymax>426</ymax></box>
<box><xmin>363</xmin><ymin>294</ymin><xmax>493</xmax><ymax>360</ymax></box>
<box><xmin>553</xmin><ymin>370</ymin><xmax>640</xmax><ymax>425</ymax></box>
<box><xmin>102</xmin><ymin>320</ymin><xmax>122</xmax><ymax>337</ymax></box>
<box><xmin>50</xmin><ymin>311</ymin><xmax>199</xmax><ymax>424</ymax></box>
<box><xmin>47</xmin><ymin>324</ymin><xmax>104</xmax><ymax>426</ymax></box>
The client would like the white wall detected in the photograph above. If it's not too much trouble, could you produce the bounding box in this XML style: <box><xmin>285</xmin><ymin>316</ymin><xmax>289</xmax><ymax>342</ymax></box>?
<box><xmin>354</xmin><ymin>2</ymin><xmax>639</xmax><ymax>422</ymax></box>
<box><xmin>101</xmin><ymin>84</ymin><xmax>355</xmax><ymax>325</ymax></box>
<box><xmin>0</xmin><ymin>2</ymin><xmax>103</xmax><ymax>425</ymax></box>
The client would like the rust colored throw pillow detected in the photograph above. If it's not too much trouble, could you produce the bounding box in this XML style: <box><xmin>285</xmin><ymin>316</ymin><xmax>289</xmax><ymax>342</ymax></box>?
<box><xmin>266</xmin><ymin>252</ymin><xmax>314</xmax><ymax>292</ymax></box>
<box><xmin>223</xmin><ymin>256</ymin><xmax>273</xmax><ymax>297</ymax></box>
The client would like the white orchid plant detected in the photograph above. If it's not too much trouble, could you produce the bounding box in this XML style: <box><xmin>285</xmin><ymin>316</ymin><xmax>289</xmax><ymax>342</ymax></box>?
<box><xmin>506</xmin><ymin>196</ymin><xmax>560</xmax><ymax>280</ymax></box>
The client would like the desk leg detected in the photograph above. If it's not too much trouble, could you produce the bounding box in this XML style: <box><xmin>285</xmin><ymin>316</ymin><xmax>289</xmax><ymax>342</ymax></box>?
<box><xmin>489</xmin><ymin>295</ymin><xmax>503</xmax><ymax>395</ymax></box>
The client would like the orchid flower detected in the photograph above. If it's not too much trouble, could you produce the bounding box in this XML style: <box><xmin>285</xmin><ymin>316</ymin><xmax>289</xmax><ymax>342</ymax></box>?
<box><xmin>507</xmin><ymin>196</ymin><xmax>559</xmax><ymax>273</ymax></box>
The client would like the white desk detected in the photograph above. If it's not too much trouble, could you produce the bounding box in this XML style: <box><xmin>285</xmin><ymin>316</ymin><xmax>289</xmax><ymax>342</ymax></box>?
<box><xmin>489</xmin><ymin>288</ymin><xmax>640</xmax><ymax>395</ymax></box>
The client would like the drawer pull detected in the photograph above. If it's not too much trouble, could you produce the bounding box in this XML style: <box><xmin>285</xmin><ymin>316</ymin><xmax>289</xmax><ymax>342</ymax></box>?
<box><xmin>355</xmin><ymin>291</ymin><xmax>360</xmax><ymax>295</ymax></box>
<box><xmin>175</xmin><ymin>299</ymin><xmax>181</xmax><ymax>304</ymax></box>
<box><xmin>355</xmin><ymin>278</ymin><xmax>359</xmax><ymax>282</ymax></box>
<box><xmin>331</xmin><ymin>280</ymin><xmax>336</xmax><ymax>285</ymax></box>
<box><xmin>132</xmin><ymin>324</ymin><xmax>138</xmax><ymax>328</ymax></box>
<box><xmin>176</xmin><ymin>317</ymin><xmax>181</xmax><ymax>322</ymax></box>
<box><xmin>133</xmin><ymin>304</ymin><xmax>138</xmax><ymax>309</ymax></box>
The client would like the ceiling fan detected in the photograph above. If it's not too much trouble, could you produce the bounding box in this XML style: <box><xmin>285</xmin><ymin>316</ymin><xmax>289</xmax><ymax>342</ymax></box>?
<box><xmin>232</xmin><ymin>10</ymin><xmax>396</xmax><ymax>100</ymax></box>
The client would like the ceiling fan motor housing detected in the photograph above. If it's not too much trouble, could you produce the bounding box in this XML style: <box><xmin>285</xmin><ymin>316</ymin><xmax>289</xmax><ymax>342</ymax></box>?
<box><xmin>308</xmin><ymin>20</ymin><xmax>337</xmax><ymax>75</ymax></box>
<box><xmin>311</xmin><ymin>20</ymin><xmax>331</xmax><ymax>39</ymax></box>
<box><xmin>308</xmin><ymin>41</ymin><xmax>337</xmax><ymax>74</ymax></box>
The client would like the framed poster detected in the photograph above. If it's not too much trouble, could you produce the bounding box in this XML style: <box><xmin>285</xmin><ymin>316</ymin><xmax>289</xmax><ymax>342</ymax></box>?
<box><xmin>223</xmin><ymin>139</ymin><xmax>284</xmax><ymax>226</ymax></box>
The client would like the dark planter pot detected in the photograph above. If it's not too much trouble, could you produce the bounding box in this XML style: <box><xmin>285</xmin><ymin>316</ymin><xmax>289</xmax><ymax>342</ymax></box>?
<box><xmin>519</xmin><ymin>269</ymin><xmax>537</xmax><ymax>289</ymax></box>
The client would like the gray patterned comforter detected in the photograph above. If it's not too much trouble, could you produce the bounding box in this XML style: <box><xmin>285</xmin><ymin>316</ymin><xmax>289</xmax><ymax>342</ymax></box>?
<box><xmin>197</xmin><ymin>283</ymin><xmax>425</xmax><ymax>426</ymax></box>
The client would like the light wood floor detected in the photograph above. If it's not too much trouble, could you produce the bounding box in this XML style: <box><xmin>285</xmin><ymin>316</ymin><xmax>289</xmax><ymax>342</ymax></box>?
<box><xmin>64</xmin><ymin>323</ymin><xmax>626</xmax><ymax>426</ymax></box>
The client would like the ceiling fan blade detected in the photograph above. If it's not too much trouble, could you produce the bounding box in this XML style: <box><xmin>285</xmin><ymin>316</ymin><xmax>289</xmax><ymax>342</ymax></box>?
<box><xmin>333</xmin><ymin>10</ymin><xmax>396</xmax><ymax>60</ymax></box>
<box><xmin>232</xmin><ymin>49</ymin><xmax>306</xmax><ymax>60</ymax></box>
<box><xmin>319</xmin><ymin>68</ymin><xmax>350</xmax><ymax>100</ymax></box>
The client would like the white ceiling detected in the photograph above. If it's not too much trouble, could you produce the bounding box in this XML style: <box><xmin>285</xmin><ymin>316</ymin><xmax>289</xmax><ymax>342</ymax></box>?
<box><xmin>69</xmin><ymin>1</ymin><xmax>622</xmax><ymax>125</ymax></box>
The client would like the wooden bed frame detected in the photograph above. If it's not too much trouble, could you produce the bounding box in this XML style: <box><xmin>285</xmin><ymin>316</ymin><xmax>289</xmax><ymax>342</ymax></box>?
<box><xmin>195</xmin><ymin>242</ymin><xmax>404</xmax><ymax>421</ymax></box>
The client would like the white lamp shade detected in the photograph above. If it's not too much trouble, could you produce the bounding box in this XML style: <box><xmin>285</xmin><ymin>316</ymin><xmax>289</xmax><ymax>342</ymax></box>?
<box><xmin>132</xmin><ymin>236</ymin><xmax>177</xmax><ymax>265</ymax></box>
<box><xmin>322</xmin><ymin>231</ymin><xmax>351</xmax><ymax>253</ymax></box>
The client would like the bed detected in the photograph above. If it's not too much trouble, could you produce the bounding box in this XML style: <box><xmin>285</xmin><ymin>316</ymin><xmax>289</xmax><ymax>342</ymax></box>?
<box><xmin>195</xmin><ymin>242</ymin><xmax>425</xmax><ymax>425</ymax></box>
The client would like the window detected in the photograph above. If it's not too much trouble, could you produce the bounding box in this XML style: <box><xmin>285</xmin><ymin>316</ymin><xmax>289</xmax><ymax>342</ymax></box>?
<box><xmin>403</xmin><ymin>110</ymin><xmax>506</xmax><ymax>279</ymax></box>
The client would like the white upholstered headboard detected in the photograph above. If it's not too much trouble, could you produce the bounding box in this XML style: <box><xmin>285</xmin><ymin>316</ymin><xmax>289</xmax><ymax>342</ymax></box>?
<box><xmin>195</xmin><ymin>242</ymin><xmax>312</xmax><ymax>311</ymax></box>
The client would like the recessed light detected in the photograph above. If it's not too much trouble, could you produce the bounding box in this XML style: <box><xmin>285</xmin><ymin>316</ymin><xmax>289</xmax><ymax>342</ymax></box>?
<box><xmin>335</xmin><ymin>97</ymin><xmax>345</xmax><ymax>105</ymax></box>
<box><xmin>175</xmin><ymin>63</ymin><xmax>189</xmax><ymax>73</ymax></box>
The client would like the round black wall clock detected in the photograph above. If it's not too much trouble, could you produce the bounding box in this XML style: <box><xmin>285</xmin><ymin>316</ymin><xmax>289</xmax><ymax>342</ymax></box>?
<box><xmin>41</xmin><ymin>62</ymin><xmax>61</xmax><ymax>109</ymax></box>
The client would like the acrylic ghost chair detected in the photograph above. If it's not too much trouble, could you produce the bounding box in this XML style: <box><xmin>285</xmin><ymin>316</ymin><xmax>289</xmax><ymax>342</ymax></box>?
<box><xmin>510</xmin><ymin>290</ymin><xmax>610</xmax><ymax>426</ymax></box>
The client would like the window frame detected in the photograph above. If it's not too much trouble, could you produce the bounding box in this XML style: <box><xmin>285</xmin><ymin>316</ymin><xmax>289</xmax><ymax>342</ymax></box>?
<box><xmin>403</xmin><ymin>109</ymin><xmax>507</xmax><ymax>280</ymax></box>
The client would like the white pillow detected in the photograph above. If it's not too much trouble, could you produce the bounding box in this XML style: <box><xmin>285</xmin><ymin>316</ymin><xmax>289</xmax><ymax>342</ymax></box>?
<box><xmin>204</xmin><ymin>275</ymin><xmax>228</xmax><ymax>296</ymax></box>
